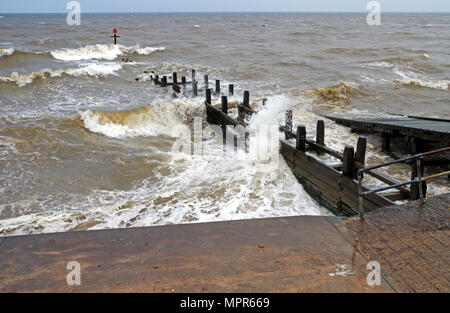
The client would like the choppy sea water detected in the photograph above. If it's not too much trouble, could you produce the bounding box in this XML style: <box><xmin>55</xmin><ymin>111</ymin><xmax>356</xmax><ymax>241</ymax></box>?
<box><xmin>0</xmin><ymin>13</ymin><xmax>449</xmax><ymax>236</ymax></box>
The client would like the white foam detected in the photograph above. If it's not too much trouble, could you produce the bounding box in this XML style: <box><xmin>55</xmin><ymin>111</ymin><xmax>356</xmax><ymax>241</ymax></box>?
<box><xmin>66</xmin><ymin>63</ymin><xmax>122</xmax><ymax>77</ymax></box>
<box><xmin>0</xmin><ymin>48</ymin><xmax>14</xmax><ymax>57</ymax></box>
<box><xmin>0</xmin><ymin>63</ymin><xmax>122</xmax><ymax>87</ymax></box>
<box><xmin>396</xmin><ymin>78</ymin><xmax>449</xmax><ymax>90</ymax></box>
<box><xmin>50</xmin><ymin>44</ymin><xmax>165</xmax><ymax>61</ymax></box>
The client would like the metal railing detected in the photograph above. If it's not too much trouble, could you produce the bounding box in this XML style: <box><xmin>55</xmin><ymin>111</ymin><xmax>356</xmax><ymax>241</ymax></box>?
<box><xmin>358</xmin><ymin>147</ymin><xmax>450</xmax><ymax>219</ymax></box>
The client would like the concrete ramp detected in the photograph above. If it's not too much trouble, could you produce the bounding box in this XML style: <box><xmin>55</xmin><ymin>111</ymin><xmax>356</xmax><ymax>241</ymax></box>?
<box><xmin>0</xmin><ymin>216</ymin><xmax>390</xmax><ymax>293</ymax></box>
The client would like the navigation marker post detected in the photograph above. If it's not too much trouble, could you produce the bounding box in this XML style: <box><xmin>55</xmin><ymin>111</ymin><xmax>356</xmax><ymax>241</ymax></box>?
<box><xmin>111</xmin><ymin>28</ymin><xmax>120</xmax><ymax>45</ymax></box>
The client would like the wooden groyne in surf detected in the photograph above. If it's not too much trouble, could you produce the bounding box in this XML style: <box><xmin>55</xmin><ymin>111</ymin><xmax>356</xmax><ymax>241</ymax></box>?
<box><xmin>145</xmin><ymin>69</ymin><xmax>450</xmax><ymax>217</ymax></box>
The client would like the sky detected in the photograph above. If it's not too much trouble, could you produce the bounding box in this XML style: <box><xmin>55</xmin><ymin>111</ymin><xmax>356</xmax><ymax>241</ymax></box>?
<box><xmin>0</xmin><ymin>0</ymin><xmax>449</xmax><ymax>13</ymax></box>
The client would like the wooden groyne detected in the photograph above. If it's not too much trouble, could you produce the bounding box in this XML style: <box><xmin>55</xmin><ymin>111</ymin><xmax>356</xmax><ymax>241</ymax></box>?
<box><xmin>143</xmin><ymin>69</ymin><xmax>449</xmax><ymax>217</ymax></box>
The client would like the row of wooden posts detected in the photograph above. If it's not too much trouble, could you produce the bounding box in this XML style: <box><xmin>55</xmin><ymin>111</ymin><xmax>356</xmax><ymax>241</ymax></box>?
<box><xmin>152</xmin><ymin>69</ymin><xmax>237</xmax><ymax>98</ymax></box>
<box><xmin>281</xmin><ymin>109</ymin><xmax>368</xmax><ymax>180</ymax></box>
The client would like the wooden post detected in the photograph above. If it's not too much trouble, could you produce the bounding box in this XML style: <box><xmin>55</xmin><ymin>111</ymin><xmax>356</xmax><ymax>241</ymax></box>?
<box><xmin>381</xmin><ymin>133</ymin><xmax>391</xmax><ymax>153</ymax></box>
<box><xmin>205</xmin><ymin>88</ymin><xmax>212</xmax><ymax>105</ymax></box>
<box><xmin>162</xmin><ymin>76</ymin><xmax>167</xmax><ymax>87</ymax></box>
<box><xmin>243</xmin><ymin>91</ymin><xmax>250</xmax><ymax>108</ymax></box>
<box><xmin>204</xmin><ymin>75</ymin><xmax>209</xmax><ymax>89</ymax></box>
<box><xmin>221</xmin><ymin>95</ymin><xmax>228</xmax><ymax>148</ymax></box>
<box><xmin>342</xmin><ymin>146</ymin><xmax>355</xmax><ymax>178</ymax></box>
<box><xmin>154</xmin><ymin>75</ymin><xmax>159</xmax><ymax>85</ymax></box>
<box><xmin>173</xmin><ymin>72</ymin><xmax>178</xmax><ymax>85</ymax></box>
<box><xmin>355</xmin><ymin>137</ymin><xmax>367</xmax><ymax>167</ymax></box>
<box><xmin>316</xmin><ymin>120</ymin><xmax>325</xmax><ymax>155</ymax></box>
<box><xmin>238</xmin><ymin>106</ymin><xmax>244</xmax><ymax>121</ymax></box>
<box><xmin>229</xmin><ymin>84</ymin><xmax>234</xmax><ymax>96</ymax></box>
<box><xmin>285</xmin><ymin>110</ymin><xmax>293</xmax><ymax>140</ymax></box>
<box><xmin>181</xmin><ymin>76</ymin><xmax>186</xmax><ymax>84</ymax></box>
<box><xmin>192</xmin><ymin>69</ymin><xmax>196</xmax><ymax>82</ymax></box>
<box><xmin>221</xmin><ymin>96</ymin><xmax>228</xmax><ymax>114</ymax></box>
<box><xmin>316</xmin><ymin>120</ymin><xmax>325</xmax><ymax>146</ymax></box>
<box><xmin>193</xmin><ymin>81</ymin><xmax>198</xmax><ymax>97</ymax></box>
<box><xmin>262</xmin><ymin>98</ymin><xmax>267</xmax><ymax>106</ymax></box>
<box><xmin>216</xmin><ymin>80</ymin><xmax>220</xmax><ymax>94</ymax></box>
<box><xmin>296</xmin><ymin>126</ymin><xmax>306</xmax><ymax>152</ymax></box>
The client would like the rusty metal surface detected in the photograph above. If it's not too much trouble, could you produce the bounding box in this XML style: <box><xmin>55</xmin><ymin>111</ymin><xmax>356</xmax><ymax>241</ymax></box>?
<box><xmin>344</xmin><ymin>193</ymin><xmax>450</xmax><ymax>293</ymax></box>
<box><xmin>0</xmin><ymin>216</ymin><xmax>391</xmax><ymax>293</ymax></box>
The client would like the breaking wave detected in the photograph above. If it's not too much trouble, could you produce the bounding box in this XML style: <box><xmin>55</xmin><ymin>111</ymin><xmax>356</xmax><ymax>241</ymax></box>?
<box><xmin>50</xmin><ymin>44</ymin><xmax>166</xmax><ymax>61</ymax></box>
<box><xmin>79</xmin><ymin>99</ymin><xmax>205</xmax><ymax>138</ymax></box>
<box><xmin>0</xmin><ymin>48</ymin><xmax>14</xmax><ymax>58</ymax></box>
<box><xmin>0</xmin><ymin>63</ymin><xmax>122</xmax><ymax>87</ymax></box>
<box><xmin>395</xmin><ymin>79</ymin><xmax>449</xmax><ymax>90</ymax></box>
<box><xmin>304</xmin><ymin>82</ymin><xmax>361</xmax><ymax>104</ymax></box>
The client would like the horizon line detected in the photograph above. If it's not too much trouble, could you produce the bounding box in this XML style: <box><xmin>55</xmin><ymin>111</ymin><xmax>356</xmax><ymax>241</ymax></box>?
<box><xmin>1</xmin><ymin>11</ymin><xmax>449</xmax><ymax>14</ymax></box>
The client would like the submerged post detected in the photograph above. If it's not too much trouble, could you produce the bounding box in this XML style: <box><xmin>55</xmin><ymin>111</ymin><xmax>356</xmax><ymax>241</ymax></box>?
<box><xmin>342</xmin><ymin>146</ymin><xmax>355</xmax><ymax>178</ymax></box>
<box><xmin>162</xmin><ymin>76</ymin><xmax>167</xmax><ymax>87</ymax></box>
<box><xmin>205</xmin><ymin>88</ymin><xmax>212</xmax><ymax>105</ymax></box>
<box><xmin>154</xmin><ymin>75</ymin><xmax>159</xmax><ymax>85</ymax></box>
<box><xmin>182</xmin><ymin>76</ymin><xmax>186</xmax><ymax>85</ymax></box>
<box><xmin>229</xmin><ymin>84</ymin><xmax>234</xmax><ymax>96</ymax></box>
<box><xmin>192</xmin><ymin>69</ymin><xmax>196</xmax><ymax>82</ymax></box>
<box><xmin>296</xmin><ymin>126</ymin><xmax>306</xmax><ymax>152</ymax></box>
<box><xmin>243</xmin><ymin>91</ymin><xmax>250</xmax><ymax>108</ymax></box>
<box><xmin>216</xmin><ymin>80</ymin><xmax>221</xmax><ymax>94</ymax></box>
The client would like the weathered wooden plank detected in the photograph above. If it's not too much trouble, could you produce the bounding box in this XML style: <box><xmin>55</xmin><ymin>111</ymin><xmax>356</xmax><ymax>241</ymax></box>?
<box><xmin>325</xmin><ymin>115</ymin><xmax>450</xmax><ymax>144</ymax></box>
<box><xmin>340</xmin><ymin>176</ymin><xmax>394</xmax><ymax>211</ymax></box>
<box><xmin>205</xmin><ymin>104</ymin><xmax>240</xmax><ymax>127</ymax></box>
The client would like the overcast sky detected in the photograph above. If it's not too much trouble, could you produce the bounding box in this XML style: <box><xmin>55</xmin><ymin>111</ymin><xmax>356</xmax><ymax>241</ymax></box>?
<box><xmin>1</xmin><ymin>0</ymin><xmax>449</xmax><ymax>13</ymax></box>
